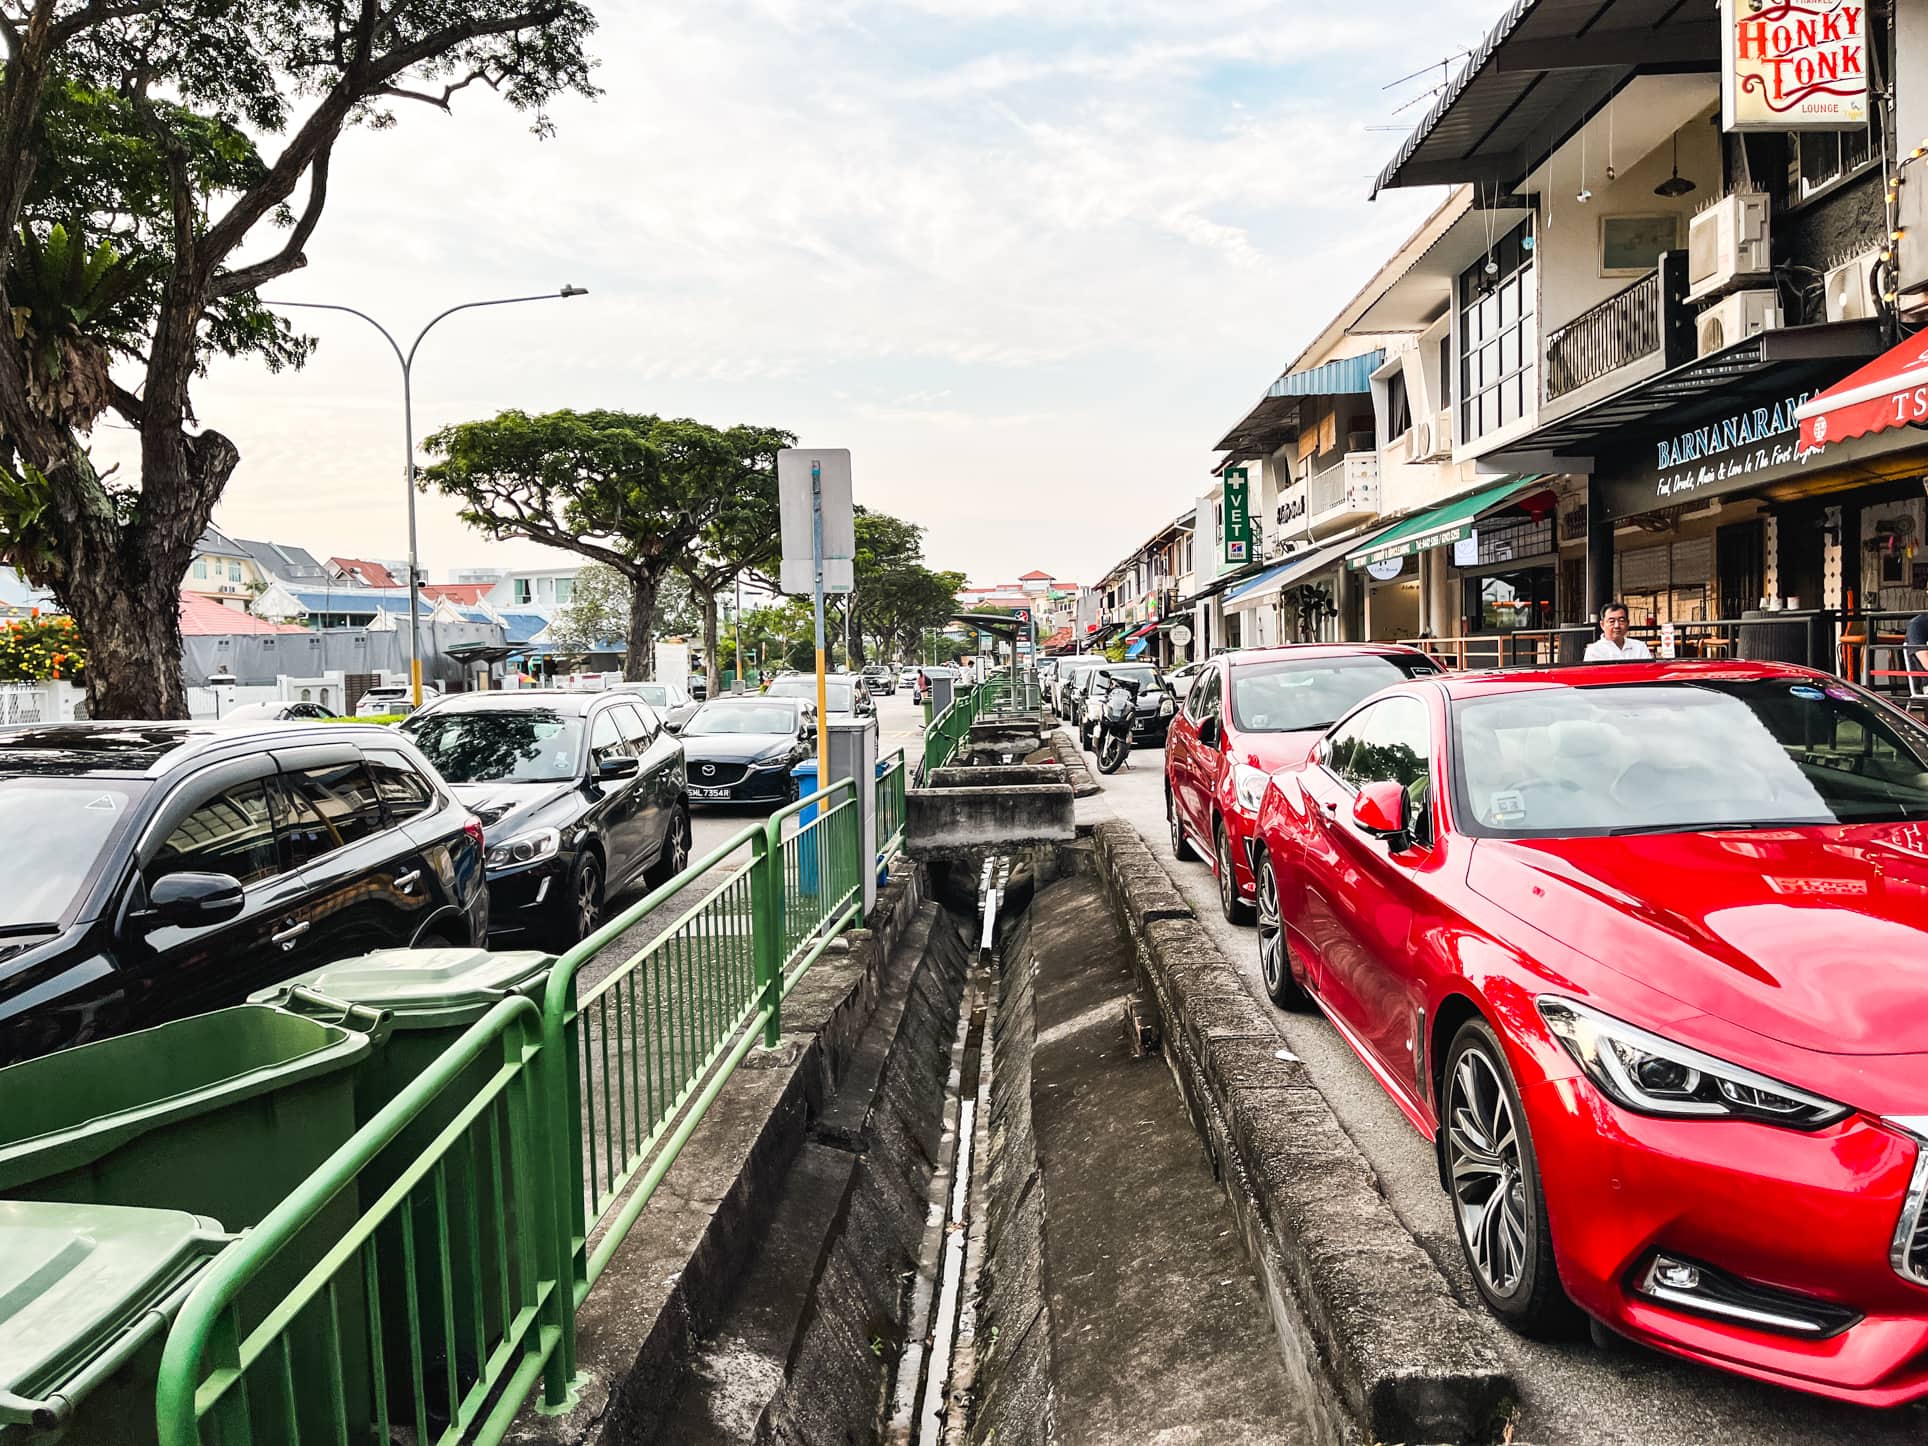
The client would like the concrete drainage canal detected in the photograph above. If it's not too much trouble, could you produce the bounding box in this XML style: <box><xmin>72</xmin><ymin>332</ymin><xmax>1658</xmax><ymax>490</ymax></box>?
<box><xmin>596</xmin><ymin>839</ymin><xmax>1326</xmax><ymax>1446</ymax></box>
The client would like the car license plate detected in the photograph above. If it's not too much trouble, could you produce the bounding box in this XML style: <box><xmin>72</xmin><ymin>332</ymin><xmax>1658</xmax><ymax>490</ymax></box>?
<box><xmin>690</xmin><ymin>785</ymin><xmax>733</xmax><ymax>800</ymax></box>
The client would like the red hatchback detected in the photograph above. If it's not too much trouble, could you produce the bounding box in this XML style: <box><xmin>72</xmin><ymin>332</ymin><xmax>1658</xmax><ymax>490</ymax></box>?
<box><xmin>1247</xmin><ymin>660</ymin><xmax>1928</xmax><ymax>1405</ymax></box>
<box><xmin>1164</xmin><ymin>644</ymin><xmax>1439</xmax><ymax>922</ymax></box>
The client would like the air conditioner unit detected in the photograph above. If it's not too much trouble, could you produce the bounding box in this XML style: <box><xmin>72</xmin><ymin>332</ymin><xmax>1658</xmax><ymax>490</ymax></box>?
<box><xmin>1825</xmin><ymin>250</ymin><xmax>1881</xmax><ymax>322</ymax></box>
<box><xmin>1405</xmin><ymin>420</ymin><xmax>1434</xmax><ymax>462</ymax></box>
<box><xmin>1696</xmin><ymin>289</ymin><xmax>1782</xmax><ymax>357</ymax></box>
<box><xmin>1687</xmin><ymin>191</ymin><xmax>1772</xmax><ymax>302</ymax></box>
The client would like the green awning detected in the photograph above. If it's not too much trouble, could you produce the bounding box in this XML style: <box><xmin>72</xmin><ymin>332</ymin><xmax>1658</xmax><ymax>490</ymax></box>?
<box><xmin>1346</xmin><ymin>476</ymin><xmax>1545</xmax><ymax>570</ymax></box>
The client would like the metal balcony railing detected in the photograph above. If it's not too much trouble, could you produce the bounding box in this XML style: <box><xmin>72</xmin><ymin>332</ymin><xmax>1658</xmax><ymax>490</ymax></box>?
<box><xmin>1307</xmin><ymin>452</ymin><xmax>1379</xmax><ymax>518</ymax></box>
<box><xmin>1543</xmin><ymin>249</ymin><xmax>1693</xmax><ymax>404</ymax></box>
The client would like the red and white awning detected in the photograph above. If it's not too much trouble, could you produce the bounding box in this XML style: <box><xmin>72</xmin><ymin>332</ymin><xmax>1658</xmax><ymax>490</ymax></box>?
<box><xmin>1797</xmin><ymin>334</ymin><xmax>1928</xmax><ymax>452</ymax></box>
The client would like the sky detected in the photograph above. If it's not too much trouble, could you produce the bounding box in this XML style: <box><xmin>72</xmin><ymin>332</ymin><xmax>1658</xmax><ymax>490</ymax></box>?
<box><xmin>92</xmin><ymin>0</ymin><xmax>1499</xmax><ymax>590</ymax></box>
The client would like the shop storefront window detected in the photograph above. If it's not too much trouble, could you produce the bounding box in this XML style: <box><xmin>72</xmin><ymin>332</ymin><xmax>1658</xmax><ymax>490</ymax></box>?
<box><xmin>1469</xmin><ymin>515</ymin><xmax>1551</xmax><ymax>568</ymax></box>
<box><xmin>1467</xmin><ymin>568</ymin><xmax>1554</xmax><ymax>632</ymax></box>
<box><xmin>1457</xmin><ymin>218</ymin><xmax>1536</xmax><ymax>445</ymax></box>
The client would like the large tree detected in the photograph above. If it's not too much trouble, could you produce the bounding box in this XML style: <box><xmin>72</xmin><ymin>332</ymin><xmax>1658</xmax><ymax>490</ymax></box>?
<box><xmin>422</xmin><ymin>409</ymin><xmax>791</xmax><ymax>680</ymax></box>
<box><xmin>677</xmin><ymin>445</ymin><xmax>781</xmax><ymax>695</ymax></box>
<box><xmin>840</xmin><ymin>508</ymin><xmax>967</xmax><ymax>666</ymax></box>
<box><xmin>547</xmin><ymin>562</ymin><xmax>697</xmax><ymax>663</ymax></box>
<box><xmin>0</xmin><ymin>1</ymin><xmax>598</xmax><ymax>717</ymax></box>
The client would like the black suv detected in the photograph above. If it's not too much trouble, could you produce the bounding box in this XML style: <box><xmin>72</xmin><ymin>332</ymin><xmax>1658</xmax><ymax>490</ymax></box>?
<box><xmin>0</xmin><ymin>721</ymin><xmax>487</xmax><ymax>1066</ymax></box>
<box><xmin>401</xmin><ymin>691</ymin><xmax>690</xmax><ymax>948</ymax></box>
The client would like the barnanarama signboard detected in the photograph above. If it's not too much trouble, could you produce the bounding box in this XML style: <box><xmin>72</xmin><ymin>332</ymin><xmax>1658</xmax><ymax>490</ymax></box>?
<box><xmin>1721</xmin><ymin>0</ymin><xmax>1867</xmax><ymax>132</ymax></box>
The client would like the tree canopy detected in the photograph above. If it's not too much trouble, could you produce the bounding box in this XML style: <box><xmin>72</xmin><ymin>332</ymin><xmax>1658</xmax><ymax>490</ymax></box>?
<box><xmin>0</xmin><ymin>0</ymin><xmax>600</xmax><ymax>716</ymax></box>
<box><xmin>547</xmin><ymin>563</ymin><xmax>697</xmax><ymax>661</ymax></box>
<box><xmin>846</xmin><ymin>508</ymin><xmax>965</xmax><ymax>666</ymax></box>
<box><xmin>422</xmin><ymin>409</ymin><xmax>791</xmax><ymax>679</ymax></box>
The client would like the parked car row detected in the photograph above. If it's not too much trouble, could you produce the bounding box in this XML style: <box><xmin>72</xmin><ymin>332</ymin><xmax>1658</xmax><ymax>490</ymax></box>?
<box><xmin>0</xmin><ymin>679</ymin><xmax>847</xmax><ymax>1068</ymax></box>
<box><xmin>1151</xmin><ymin>646</ymin><xmax>1928</xmax><ymax>1408</ymax></box>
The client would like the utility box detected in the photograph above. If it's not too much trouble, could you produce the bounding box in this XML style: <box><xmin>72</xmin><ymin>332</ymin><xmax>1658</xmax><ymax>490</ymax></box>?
<box><xmin>827</xmin><ymin>717</ymin><xmax>880</xmax><ymax>917</ymax></box>
<box><xmin>929</xmin><ymin>673</ymin><xmax>957</xmax><ymax>716</ymax></box>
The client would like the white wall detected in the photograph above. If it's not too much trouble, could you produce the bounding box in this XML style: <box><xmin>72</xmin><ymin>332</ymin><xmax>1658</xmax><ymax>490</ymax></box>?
<box><xmin>1533</xmin><ymin>105</ymin><xmax>1720</xmax><ymax>334</ymax></box>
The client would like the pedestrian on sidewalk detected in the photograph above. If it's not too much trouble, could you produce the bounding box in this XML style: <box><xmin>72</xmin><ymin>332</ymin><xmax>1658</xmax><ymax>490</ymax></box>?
<box><xmin>1584</xmin><ymin>601</ymin><xmax>1651</xmax><ymax>663</ymax></box>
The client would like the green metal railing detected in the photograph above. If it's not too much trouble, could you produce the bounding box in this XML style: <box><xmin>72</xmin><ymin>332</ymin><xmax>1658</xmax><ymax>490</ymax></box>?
<box><xmin>921</xmin><ymin>685</ymin><xmax>981</xmax><ymax>778</ymax></box>
<box><xmin>153</xmin><ymin>777</ymin><xmax>869</xmax><ymax>1446</ymax></box>
<box><xmin>919</xmin><ymin>671</ymin><xmax>1043</xmax><ymax>781</ymax></box>
<box><xmin>540</xmin><ymin>778</ymin><xmax>862</xmax><ymax>1329</ymax></box>
<box><xmin>877</xmin><ymin>749</ymin><xmax>907</xmax><ymax>859</ymax></box>
<box><xmin>155</xmin><ymin>997</ymin><xmax>568</xmax><ymax>1446</ymax></box>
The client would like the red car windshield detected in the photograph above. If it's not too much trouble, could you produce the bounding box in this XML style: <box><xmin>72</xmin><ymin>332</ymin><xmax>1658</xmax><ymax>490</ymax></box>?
<box><xmin>1230</xmin><ymin>655</ymin><xmax>1434</xmax><ymax>734</ymax></box>
<box><xmin>1452</xmin><ymin>680</ymin><xmax>1928</xmax><ymax>837</ymax></box>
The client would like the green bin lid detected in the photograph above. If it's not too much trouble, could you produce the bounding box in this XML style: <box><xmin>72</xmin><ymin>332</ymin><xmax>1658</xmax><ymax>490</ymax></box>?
<box><xmin>0</xmin><ymin>1007</ymin><xmax>377</xmax><ymax>1189</ymax></box>
<box><xmin>0</xmin><ymin>1199</ymin><xmax>231</xmax><ymax>1428</ymax></box>
<box><xmin>250</xmin><ymin>948</ymin><xmax>554</xmax><ymax>1030</ymax></box>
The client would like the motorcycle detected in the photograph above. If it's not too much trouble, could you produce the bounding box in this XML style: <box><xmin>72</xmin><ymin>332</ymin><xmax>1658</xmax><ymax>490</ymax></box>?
<box><xmin>1094</xmin><ymin>672</ymin><xmax>1140</xmax><ymax>775</ymax></box>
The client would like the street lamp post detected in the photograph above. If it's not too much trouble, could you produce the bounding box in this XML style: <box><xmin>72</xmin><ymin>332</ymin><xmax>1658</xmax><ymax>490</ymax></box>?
<box><xmin>267</xmin><ymin>286</ymin><xmax>589</xmax><ymax>707</ymax></box>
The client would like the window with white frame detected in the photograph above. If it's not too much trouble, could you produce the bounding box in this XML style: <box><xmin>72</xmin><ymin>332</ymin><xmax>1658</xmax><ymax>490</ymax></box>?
<box><xmin>1457</xmin><ymin>218</ymin><xmax>1536</xmax><ymax>444</ymax></box>
<box><xmin>1788</xmin><ymin>127</ymin><xmax>1875</xmax><ymax>205</ymax></box>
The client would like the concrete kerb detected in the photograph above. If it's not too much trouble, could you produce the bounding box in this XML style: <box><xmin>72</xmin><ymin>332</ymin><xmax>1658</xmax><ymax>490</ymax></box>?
<box><xmin>905</xmin><ymin>783</ymin><xmax>1075</xmax><ymax>856</ymax></box>
<box><xmin>1087</xmin><ymin>819</ymin><xmax>1515</xmax><ymax>1446</ymax></box>
<box><xmin>927</xmin><ymin>763</ymin><xmax>1068</xmax><ymax>790</ymax></box>
<box><xmin>507</xmin><ymin>862</ymin><xmax>928</xmax><ymax>1446</ymax></box>
<box><xmin>1046</xmin><ymin>726</ymin><xmax>1101</xmax><ymax>797</ymax></box>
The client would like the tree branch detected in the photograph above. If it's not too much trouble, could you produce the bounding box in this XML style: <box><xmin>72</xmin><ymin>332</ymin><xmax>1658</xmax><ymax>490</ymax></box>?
<box><xmin>107</xmin><ymin>382</ymin><xmax>144</xmax><ymax>427</ymax></box>
<box><xmin>49</xmin><ymin>0</ymin><xmax>161</xmax><ymax>46</ymax></box>
<box><xmin>208</xmin><ymin>148</ymin><xmax>329</xmax><ymax>298</ymax></box>
<box><xmin>200</xmin><ymin>3</ymin><xmax>570</xmax><ymax>271</ymax></box>
<box><xmin>377</xmin><ymin>67</ymin><xmax>504</xmax><ymax>111</ymax></box>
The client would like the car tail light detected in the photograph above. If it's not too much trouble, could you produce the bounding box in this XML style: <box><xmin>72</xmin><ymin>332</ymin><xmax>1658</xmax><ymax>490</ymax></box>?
<box><xmin>463</xmin><ymin>817</ymin><xmax>485</xmax><ymax>854</ymax></box>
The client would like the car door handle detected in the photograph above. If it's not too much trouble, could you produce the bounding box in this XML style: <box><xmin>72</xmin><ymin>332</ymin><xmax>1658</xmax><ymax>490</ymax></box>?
<box><xmin>395</xmin><ymin>870</ymin><xmax>422</xmax><ymax>893</ymax></box>
<box><xmin>271</xmin><ymin>920</ymin><xmax>310</xmax><ymax>949</ymax></box>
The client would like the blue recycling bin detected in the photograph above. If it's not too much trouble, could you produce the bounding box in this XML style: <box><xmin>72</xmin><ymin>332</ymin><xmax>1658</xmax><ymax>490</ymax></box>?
<box><xmin>791</xmin><ymin>759</ymin><xmax>820</xmax><ymax>896</ymax></box>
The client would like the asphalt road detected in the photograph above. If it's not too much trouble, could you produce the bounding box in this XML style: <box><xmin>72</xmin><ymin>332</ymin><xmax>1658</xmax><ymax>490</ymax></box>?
<box><xmin>1074</xmin><ymin>724</ymin><xmax>1928</xmax><ymax>1446</ymax></box>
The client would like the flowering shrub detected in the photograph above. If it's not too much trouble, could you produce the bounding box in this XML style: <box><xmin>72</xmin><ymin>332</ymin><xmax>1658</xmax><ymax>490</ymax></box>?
<box><xmin>0</xmin><ymin>614</ymin><xmax>86</xmax><ymax>682</ymax></box>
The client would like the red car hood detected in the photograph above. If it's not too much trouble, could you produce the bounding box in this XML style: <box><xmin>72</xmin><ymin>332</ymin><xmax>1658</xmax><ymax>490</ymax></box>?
<box><xmin>1237</xmin><ymin>730</ymin><xmax>1324</xmax><ymax>775</ymax></box>
<box><xmin>1466</xmin><ymin>822</ymin><xmax>1928</xmax><ymax>1057</ymax></box>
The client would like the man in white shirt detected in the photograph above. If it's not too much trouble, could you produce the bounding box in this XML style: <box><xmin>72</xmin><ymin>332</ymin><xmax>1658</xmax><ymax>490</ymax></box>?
<box><xmin>1583</xmin><ymin>601</ymin><xmax>1652</xmax><ymax>662</ymax></box>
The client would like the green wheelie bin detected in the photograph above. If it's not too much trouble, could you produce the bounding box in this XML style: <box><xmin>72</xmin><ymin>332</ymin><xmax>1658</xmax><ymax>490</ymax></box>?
<box><xmin>0</xmin><ymin>1004</ymin><xmax>385</xmax><ymax>1441</ymax></box>
<box><xmin>0</xmin><ymin>1200</ymin><xmax>232</xmax><ymax>1446</ymax></box>
<box><xmin>250</xmin><ymin>947</ymin><xmax>555</xmax><ymax>1425</ymax></box>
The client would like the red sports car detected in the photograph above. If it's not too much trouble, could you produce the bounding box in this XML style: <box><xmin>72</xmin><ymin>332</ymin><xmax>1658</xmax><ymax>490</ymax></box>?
<box><xmin>1164</xmin><ymin>644</ymin><xmax>1439</xmax><ymax>922</ymax></box>
<box><xmin>1247</xmin><ymin>660</ymin><xmax>1928</xmax><ymax>1405</ymax></box>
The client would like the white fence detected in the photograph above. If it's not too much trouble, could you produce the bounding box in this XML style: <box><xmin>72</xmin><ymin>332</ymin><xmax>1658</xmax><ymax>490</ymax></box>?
<box><xmin>0</xmin><ymin>681</ymin><xmax>84</xmax><ymax>725</ymax></box>
<box><xmin>186</xmin><ymin>672</ymin><xmax>350</xmax><ymax>720</ymax></box>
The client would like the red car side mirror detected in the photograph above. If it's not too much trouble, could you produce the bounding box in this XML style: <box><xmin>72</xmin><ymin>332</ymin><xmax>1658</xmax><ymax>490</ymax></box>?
<box><xmin>1351</xmin><ymin>780</ymin><xmax>1409</xmax><ymax>841</ymax></box>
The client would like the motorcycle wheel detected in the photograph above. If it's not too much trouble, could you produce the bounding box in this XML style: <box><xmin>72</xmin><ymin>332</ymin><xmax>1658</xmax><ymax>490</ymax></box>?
<box><xmin>1097</xmin><ymin>731</ymin><xmax>1129</xmax><ymax>774</ymax></box>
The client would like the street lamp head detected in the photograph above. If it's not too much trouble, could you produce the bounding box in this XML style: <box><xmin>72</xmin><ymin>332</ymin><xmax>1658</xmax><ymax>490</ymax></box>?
<box><xmin>560</xmin><ymin>284</ymin><xmax>589</xmax><ymax>298</ymax></box>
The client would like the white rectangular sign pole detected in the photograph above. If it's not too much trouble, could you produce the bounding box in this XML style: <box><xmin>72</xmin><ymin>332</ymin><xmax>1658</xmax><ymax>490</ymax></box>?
<box><xmin>777</xmin><ymin>447</ymin><xmax>853</xmax><ymax>795</ymax></box>
<box><xmin>812</xmin><ymin>459</ymin><xmax>830</xmax><ymax>789</ymax></box>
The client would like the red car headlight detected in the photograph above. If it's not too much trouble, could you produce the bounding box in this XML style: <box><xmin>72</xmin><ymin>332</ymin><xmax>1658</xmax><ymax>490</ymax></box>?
<box><xmin>1536</xmin><ymin>996</ymin><xmax>1850</xmax><ymax>1130</ymax></box>
<box><xmin>1232</xmin><ymin>762</ymin><xmax>1270</xmax><ymax>814</ymax></box>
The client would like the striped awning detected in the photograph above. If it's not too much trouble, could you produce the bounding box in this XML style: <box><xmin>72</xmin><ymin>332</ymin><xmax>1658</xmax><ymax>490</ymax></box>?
<box><xmin>1346</xmin><ymin>477</ymin><xmax>1544</xmax><ymax>570</ymax></box>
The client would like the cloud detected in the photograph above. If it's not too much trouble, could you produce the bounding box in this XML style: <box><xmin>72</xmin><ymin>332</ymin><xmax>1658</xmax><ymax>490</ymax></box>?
<box><xmin>121</xmin><ymin>0</ymin><xmax>1483</xmax><ymax>588</ymax></box>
